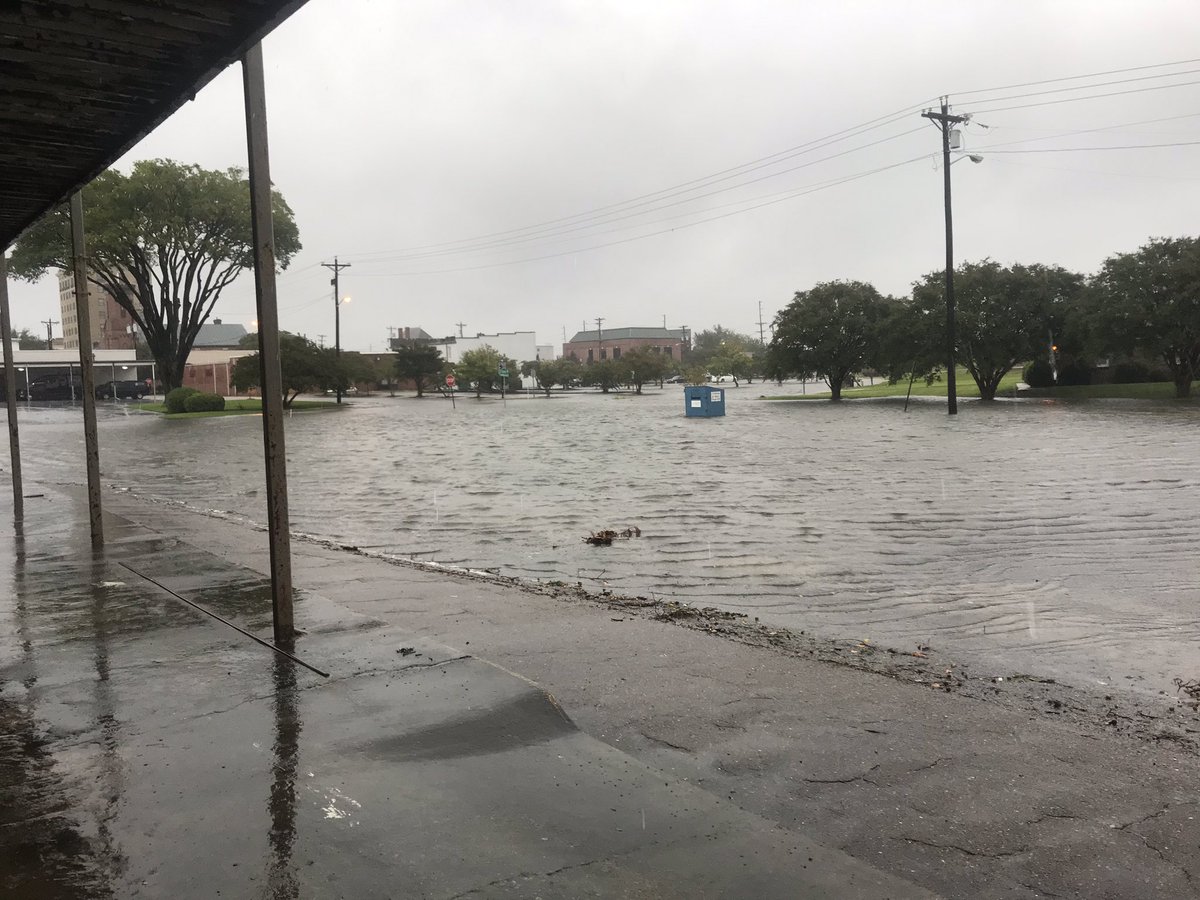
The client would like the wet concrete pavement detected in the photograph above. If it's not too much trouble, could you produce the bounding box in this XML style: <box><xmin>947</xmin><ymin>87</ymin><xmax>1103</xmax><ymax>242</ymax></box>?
<box><xmin>1</xmin><ymin>488</ymin><xmax>930</xmax><ymax>899</ymax></box>
<box><xmin>77</xmin><ymin>486</ymin><xmax>1200</xmax><ymax>900</ymax></box>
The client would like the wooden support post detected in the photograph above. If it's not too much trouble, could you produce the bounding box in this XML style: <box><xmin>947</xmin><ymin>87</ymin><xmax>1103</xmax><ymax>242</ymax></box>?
<box><xmin>242</xmin><ymin>42</ymin><xmax>295</xmax><ymax>649</ymax></box>
<box><xmin>70</xmin><ymin>193</ymin><xmax>104</xmax><ymax>547</ymax></box>
<box><xmin>0</xmin><ymin>253</ymin><xmax>23</xmax><ymax>520</ymax></box>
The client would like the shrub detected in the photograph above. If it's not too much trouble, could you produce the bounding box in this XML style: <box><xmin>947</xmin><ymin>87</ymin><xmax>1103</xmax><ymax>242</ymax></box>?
<box><xmin>183</xmin><ymin>392</ymin><xmax>226</xmax><ymax>413</ymax></box>
<box><xmin>165</xmin><ymin>386</ymin><xmax>199</xmax><ymax>413</ymax></box>
<box><xmin>1023</xmin><ymin>359</ymin><xmax>1055</xmax><ymax>388</ymax></box>
<box><xmin>1111</xmin><ymin>359</ymin><xmax>1171</xmax><ymax>384</ymax></box>
<box><xmin>1056</xmin><ymin>357</ymin><xmax>1093</xmax><ymax>387</ymax></box>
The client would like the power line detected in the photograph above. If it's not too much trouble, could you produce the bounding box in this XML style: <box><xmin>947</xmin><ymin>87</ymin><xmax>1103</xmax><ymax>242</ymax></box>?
<box><xmin>349</xmin><ymin>126</ymin><xmax>926</xmax><ymax>265</ymax></box>
<box><xmin>953</xmin><ymin>57</ymin><xmax>1200</xmax><ymax>99</ymax></box>
<box><xmin>349</xmin><ymin>154</ymin><xmax>927</xmax><ymax>278</ymax></box>
<box><xmin>951</xmin><ymin>67</ymin><xmax>1200</xmax><ymax>114</ymax></box>
<box><xmin>340</xmin><ymin>101</ymin><xmax>935</xmax><ymax>262</ymax></box>
<box><xmin>969</xmin><ymin>78</ymin><xmax>1200</xmax><ymax>115</ymax></box>
<box><xmin>981</xmin><ymin>139</ymin><xmax>1200</xmax><ymax>153</ymax></box>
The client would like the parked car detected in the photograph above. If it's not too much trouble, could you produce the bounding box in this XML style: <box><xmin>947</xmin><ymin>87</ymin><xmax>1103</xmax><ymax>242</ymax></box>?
<box><xmin>25</xmin><ymin>375</ymin><xmax>84</xmax><ymax>401</ymax></box>
<box><xmin>95</xmin><ymin>379</ymin><xmax>147</xmax><ymax>400</ymax></box>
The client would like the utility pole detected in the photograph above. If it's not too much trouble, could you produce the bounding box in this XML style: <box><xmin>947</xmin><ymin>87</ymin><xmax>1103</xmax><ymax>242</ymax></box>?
<box><xmin>756</xmin><ymin>301</ymin><xmax>767</xmax><ymax>346</ymax></box>
<box><xmin>321</xmin><ymin>257</ymin><xmax>351</xmax><ymax>404</ymax></box>
<box><xmin>317</xmin><ymin>334</ymin><xmax>326</xmax><ymax>349</ymax></box>
<box><xmin>921</xmin><ymin>96</ymin><xmax>967</xmax><ymax>416</ymax></box>
<box><xmin>595</xmin><ymin>317</ymin><xmax>604</xmax><ymax>361</ymax></box>
<box><xmin>455</xmin><ymin>321</ymin><xmax>467</xmax><ymax>338</ymax></box>
<box><xmin>42</xmin><ymin>318</ymin><xmax>57</xmax><ymax>350</ymax></box>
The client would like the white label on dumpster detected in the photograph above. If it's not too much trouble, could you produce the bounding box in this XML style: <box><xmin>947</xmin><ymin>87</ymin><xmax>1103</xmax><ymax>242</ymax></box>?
<box><xmin>690</xmin><ymin>399</ymin><xmax>702</xmax><ymax>408</ymax></box>
<box><xmin>711</xmin><ymin>391</ymin><xmax>722</xmax><ymax>401</ymax></box>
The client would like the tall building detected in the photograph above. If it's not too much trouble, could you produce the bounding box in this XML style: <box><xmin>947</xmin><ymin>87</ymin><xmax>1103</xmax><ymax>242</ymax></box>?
<box><xmin>58</xmin><ymin>269</ymin><xmax>138</xmax><ymax>350</ymax></box>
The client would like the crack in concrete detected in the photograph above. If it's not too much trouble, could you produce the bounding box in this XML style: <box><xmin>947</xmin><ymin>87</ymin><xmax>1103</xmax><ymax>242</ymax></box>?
<box><xmin>1115</xmin><ymin>805</ymin><xmax>1171</xmax><ymax>832</ymax></box>
<box><xmin>441</xmin><ymin>853</ymin><xmax>626</xmax><ymax>899</ymax></box>
<box><xmin>803</xmin><ymin>764</ymin><xmax>881</xmax><ymax>785</ymax></box>
<box><xmin>1115</xmin><ymin>814</ymin><xmax>1196</xmax><ymax>890</ymax></box>
<box><xmin>903</xmin><ymin>756</ymin><xmax>950</xmax><ymax>776</ymax></box>
<box><xmin>639</xmin><ymin>731</ymin><xmax>695</xmax><ymax>753</ymax></box>
<box><xmin>892</xmin><ymin>835</ymin><xmax>1030</xmax><ymax>859</ymax></box>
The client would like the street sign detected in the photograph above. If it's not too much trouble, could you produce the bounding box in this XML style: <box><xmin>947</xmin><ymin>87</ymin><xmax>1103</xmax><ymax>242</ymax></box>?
<box><xmin>445</xmin><ymin>374</ymin><xmax>456</xmax><ymax>387</ymax></box>
<box><xmin>498</xmin><ymin>366</ymin><xmax>509</xmax><ymax>378</ymax></box>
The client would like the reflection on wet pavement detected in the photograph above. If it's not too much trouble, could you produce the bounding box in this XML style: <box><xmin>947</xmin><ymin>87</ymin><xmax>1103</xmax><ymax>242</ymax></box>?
<box><xmin>1</xmin><ymin>497</ymin><xmax>923</xmax><ymax>898</ymax></box>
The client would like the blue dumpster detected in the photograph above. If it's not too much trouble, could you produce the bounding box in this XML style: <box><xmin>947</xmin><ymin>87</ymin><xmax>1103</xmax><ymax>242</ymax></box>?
<box><xmin>684</xmin><ymin>385</ymin><xmax>726</xmax><ymax>417</ymax></box>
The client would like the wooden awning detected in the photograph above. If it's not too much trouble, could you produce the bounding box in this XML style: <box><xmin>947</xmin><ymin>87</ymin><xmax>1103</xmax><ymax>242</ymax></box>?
<box><xmin>0</xmin><ymin>0</ymin><xmax>309</xmax><ymax>248</ymax></box>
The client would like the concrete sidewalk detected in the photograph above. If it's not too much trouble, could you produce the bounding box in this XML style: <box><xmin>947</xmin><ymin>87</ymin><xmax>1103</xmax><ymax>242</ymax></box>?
<box><xmin>92</xmin><ymin>487</ymin><xmax>1200</xmax><ymax>899</ymax></box>
<box><xmin>1</xmin><ymin>488</ymin><xmax>931</xmax><ymax>899</ymax></box>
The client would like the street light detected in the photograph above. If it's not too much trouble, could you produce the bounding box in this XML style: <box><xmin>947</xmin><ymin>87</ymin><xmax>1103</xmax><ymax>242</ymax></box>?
<box><xmin>335</xmin><ymin>294</ymin><xmax>351</xmax><ymax>405</ymax></box>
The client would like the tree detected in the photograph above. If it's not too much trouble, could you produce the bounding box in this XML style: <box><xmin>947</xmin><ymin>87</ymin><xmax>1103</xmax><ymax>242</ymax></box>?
<box><xmin>8</xmin><ymin>159</ymin><xmax>301</xmax><ymax>391</ymax></box>
<box><xmin>624</xmin><ymin>346</ymin><xmax>671</xmax><ymax>394</ymax></box>
<box><xmin>14</xmin><ymin>327</ymin><xmax>44</xmax><ymax>350</ymax></box>
<box><xmin>231</xmin><ymin>332</ymin><xmax>331</xmax><ymax>407</ymax></box>
<box><xmin>455</xmin><ymin>345</ymin><xmax>504</xmax><ymax>397</ymax></box>
<box><xmin>394</xmin><ymin>343</ymin><xmax>444</xmax><ymax>397</ymax></box>
<box><xmin>769</xmin><ymin>280</ymin><xmax>888</xmax><ymax>401</ymax></box>
<box><xmin>523</xmin><ymin>358</ymin><xmax>579</xmax><ymax>396</ymax></box>
<box><xmin>1088</xmin><ymin>236</ymin><xmax>1200</xmax><ymax>398</ymax></box>
<box><xmin>708</xmin><ymin>347</ymin><xmax>755</xmax><ymax>386</ymax></box>
<box><xmin>689</xmin><ymin>326</ymin><xmax>758</xmax><ymax>370</ymax></box>
<box><xmin>583</xmin><ymin>359</ymin><xmax>625</xmax><ymax>393</ymax></box>
<box><xmin>912</xmin><ymin>260</ymin><xmax>1079</xmax><ymax>400</ymax></box>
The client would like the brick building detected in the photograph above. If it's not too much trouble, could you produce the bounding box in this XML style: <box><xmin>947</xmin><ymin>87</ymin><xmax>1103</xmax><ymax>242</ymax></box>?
<box><xmin>58</xmin><ymin>269</ymin><xmax>137</xmax><ymax>350</ymax></box>
<box><xmin>562</xmin><ymin>326</ymin><xmax>688</xmax><ymax>364</ymax></box>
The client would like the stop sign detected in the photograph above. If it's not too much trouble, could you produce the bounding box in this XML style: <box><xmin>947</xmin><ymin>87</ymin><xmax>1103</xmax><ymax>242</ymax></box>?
<box><xmin>445</xmin><ymin>374</ymin><xmax>456</xmax><ymax>387</ymax></box>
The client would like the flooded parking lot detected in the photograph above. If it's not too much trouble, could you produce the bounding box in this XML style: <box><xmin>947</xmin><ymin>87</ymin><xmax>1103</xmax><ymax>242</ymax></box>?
<box><xmin>11</xmin><ymin>387</ymin><xmax>1200</xmax><ymax>697</ymax></box>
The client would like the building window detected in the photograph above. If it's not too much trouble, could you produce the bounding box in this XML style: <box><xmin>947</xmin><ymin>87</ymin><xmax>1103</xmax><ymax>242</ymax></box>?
<box><xmin>665</xmin><ymin>347</ymin><xmax>673</xmax><ymax>358</ymax></box>
<box><xmin>600</xmin><ymin>348</ymin><xmax>607</xmax><ymax>360</ymax></box>
<box><xmin>587</xmin><ymin>348</ymin><xmax>594</xmax><ymax>363</ymax></box>
<box><xmin>613</xmin><ymin>347</ymin><xmax>621</xmax><ymax>360</ymax></box>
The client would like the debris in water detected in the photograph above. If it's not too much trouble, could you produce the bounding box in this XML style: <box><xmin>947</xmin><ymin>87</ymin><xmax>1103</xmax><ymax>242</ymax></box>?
<box><xmin>584</xmin><ymin>526</ymin><xmax>642</xmax><ymax>546</ymax></box>
<box><xmin>397</xmin><ymin>647</ymin><xmax>416</xmax><ymax>656</ymax></box>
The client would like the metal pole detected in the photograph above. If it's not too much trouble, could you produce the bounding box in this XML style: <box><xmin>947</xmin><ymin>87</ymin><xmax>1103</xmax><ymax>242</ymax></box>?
<box><xmin>939</xmin><ymin>98</ymin><xmax>958</xmax><ymax>416</ymax></box>
<box><xmin>243</xmin><ymin>42</ymin><xmax>295</xmax><ymax>648</ymax></box>
<box><xmin>70</xmin><ymin>192</ymin><xmax>104</xmax><ymax>547</ymax></box>
<box><xmin>334</xmin><ymin>272</ymin><xmax>341</xmax><ymax>405</ymax></box>
<box><xmin>0</xmin><ymin>254</ymin><xmax>23</xmax><ymax>520</ymax></box>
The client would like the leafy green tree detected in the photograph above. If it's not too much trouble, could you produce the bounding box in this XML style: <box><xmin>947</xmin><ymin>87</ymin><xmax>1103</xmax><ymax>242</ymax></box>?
<box><xmin>523</xmin><ymin>358</ymin><xmax>579</xmax><ymax>396</ymax></box>
<box><xmin>872</xmin><ymin>296</ymin><xmax>942</xmax><ymax>388</ymax></box>
<box><xmin>394</xmin><ymin>343</ymin><xmax>444</xmax><ymax>397</ymax></box>
<box><xmin>583</xmin><ymin>359</ymin><xmax>625</xmax><ymax>393</ymax></box>
<box><xmin>912</xmin><ymin>261</ymin><xmax>1079</xmax><ymax>400</ymax></box>
<box><xmin>1088</xmin><ymin>236</ymin><xmax>1200</xmax><ymax>398</ymax></box>
<box><xmin>8</xmin><ymin>159</ymin><xmax>301</xmax><ymax>391</ymax></box>
<box><xmin>769</xmin><ymin>280</ymin><xmax>888</xmax><ymax>401</ymax></box>
<box><xmin>624</xmin><ymin>346</ymin><xmax>671</xmax><ymax>394</ymax></box>
<box><xmin>709</xmin><ymin>347</ymin><xmax>756</xmax><ymax>386</ymax></box>
<box><xmin>455</xmin><ymin>345</ymin><xmax>505</xmax><ymax>397</ymax></box>
<box><xmin>231</xmin><ymin>332</ymin><xmax>331</xmax><ymax>408</ymax></box>
<box><xmin>689</xmin><ymin>326</ymin><xmax>758</xmax><ymax>370</ymax></box>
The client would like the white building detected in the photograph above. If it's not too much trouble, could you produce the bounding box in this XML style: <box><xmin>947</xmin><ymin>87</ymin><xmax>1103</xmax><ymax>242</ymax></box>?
<box><xmin>441</xmin><ymin>331</ymin><xmax>539</xmax><ymax>366</ymax></box>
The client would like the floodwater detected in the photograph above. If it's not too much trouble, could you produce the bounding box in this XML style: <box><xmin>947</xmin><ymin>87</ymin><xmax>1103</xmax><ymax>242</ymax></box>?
<box><xmin>8</xmin><ymin>386</ymin><xmax>1200</xmax><ymax>696</ymax></box>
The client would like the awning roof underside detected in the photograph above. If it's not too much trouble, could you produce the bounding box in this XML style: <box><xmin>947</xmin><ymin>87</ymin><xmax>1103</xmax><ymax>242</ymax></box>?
<box><xmin>0</xmin><ymin>0</ymin><xmax>309</xmax><ymax>249</ymax></box>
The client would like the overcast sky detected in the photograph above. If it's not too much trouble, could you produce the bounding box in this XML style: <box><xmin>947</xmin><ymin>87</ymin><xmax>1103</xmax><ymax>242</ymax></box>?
<box><xmin>8</xmin><ymin>0</ymin><xmax>1200</xmax><ymax>352</ymax></box>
